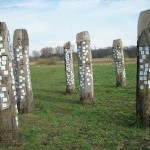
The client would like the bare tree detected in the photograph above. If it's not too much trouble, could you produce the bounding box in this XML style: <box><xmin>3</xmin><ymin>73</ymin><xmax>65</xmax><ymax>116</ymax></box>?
<box><xmin>55</xmin><ymin>46</ymin><xmax>63</xmax><ymax>57</ymax></box>
<box><xmin>32</xmin><ymin>50</ymin><xmax>40</xmax><ymax>58</ymax></box>
<box><xmin>40</xmin><ymin>47</ymin><xmax>54</xmax><ymax>58</ymax></box>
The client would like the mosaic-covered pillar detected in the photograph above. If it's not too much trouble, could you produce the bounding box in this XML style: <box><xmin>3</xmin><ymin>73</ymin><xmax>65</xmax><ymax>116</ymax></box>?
<box><xmin>112</xmin><ymin>39</ymin><xmax>126</xmax><ymax>87</ymax></box>
<box><xmin>0</xmin><ymin>22</ymin><xmax>20</xmax><ymax>144</ymax></box>
<box><xmin>138</xmin><ymin>9</ymin><xmax>150</xmax><ymax>38</ymax></box>
<box><xmin>64</xmin><ymin>41</ymin><xmax>75</xmax><ymax>94</ymax></box>
<box><xmin>13</xmin><ymin>29</ymin><xmax>33</xmax><ymax>114</ymax></box>
<box><xmin>76</xmin><ymin>31</ymin><xmax>94</xmax><ymax>104</ymax></box>
<box><xmin>136</xmin><ymin>9</ymin><xmax>150</xmax><ymax>126</ymax></box>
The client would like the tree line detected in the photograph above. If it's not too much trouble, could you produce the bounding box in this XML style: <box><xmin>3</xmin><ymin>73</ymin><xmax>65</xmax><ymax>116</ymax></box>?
<box><xmin>92</xmin><ymin>45</ymin><xmax>137</xmax><ymax>58</ymax></box>
<box><xmin>31</xmin><ymin>45</ymin><xmax>137</xmax><ymax>59</ymax></box>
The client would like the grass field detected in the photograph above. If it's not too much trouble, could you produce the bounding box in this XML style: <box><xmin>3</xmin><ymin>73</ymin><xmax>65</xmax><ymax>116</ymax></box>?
<box><xmin>4</xmin><ymin>61</ymin><xmax>150</xmax><ymax>150</ymax></box>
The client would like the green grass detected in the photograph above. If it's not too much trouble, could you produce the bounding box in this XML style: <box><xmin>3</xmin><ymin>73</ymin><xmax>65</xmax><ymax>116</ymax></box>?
<box><xmin>5</xmin><ymin>63</ymin><xmax>150</xmax><ymax>150</ymax></box>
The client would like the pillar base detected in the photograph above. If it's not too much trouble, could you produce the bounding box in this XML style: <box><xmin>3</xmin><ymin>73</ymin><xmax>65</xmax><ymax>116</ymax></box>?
<box><xmin>80</xmin><ymin>97</ymin><xmax>94</xmax><ymax>104</ymax></box>
<box><xmin>66</xmin><ymin>88</ymin><xmax>75</xmax><ymax>94</ymax></box>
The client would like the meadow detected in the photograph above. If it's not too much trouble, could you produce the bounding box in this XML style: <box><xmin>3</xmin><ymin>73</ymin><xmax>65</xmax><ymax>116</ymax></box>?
<box><xmin>4</xmin><ymin>60</ymin><xmax>150</xmax><ymax>150</ymax></box>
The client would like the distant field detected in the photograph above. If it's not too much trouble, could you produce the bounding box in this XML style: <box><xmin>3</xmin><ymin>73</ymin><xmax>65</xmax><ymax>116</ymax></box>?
<box><xmin>30</xmin><ymin>57</ymin><xmax>137</xmax><ymax>66</ymax></box>
<box><xmin>92</xmin><ymin>58</ymin><xmax>136</xmax><ymax>64</ymax></box>
<box><xmin>4</xmin><ymin>62</ymin><xmax>150</xmax><ymax>150</ymax></box>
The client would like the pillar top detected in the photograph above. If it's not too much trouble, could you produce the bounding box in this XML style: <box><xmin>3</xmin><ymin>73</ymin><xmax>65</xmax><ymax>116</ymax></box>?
<box><xmin>113</xmin><ymin>39</ymin><xmax>123</xmax><ymax>48</ymax></box>
<box><xmin>14</xmin><ymin>29</ymin><xmax>28</xmax><ymax>41</ymax></box>
<box><xmin>76</xmin><ymin>31</ymin><xmax>90</xmax><ymax>44</ymax></box>
<box><xmin>13</xmin><ymin>29</ymin><xmax>29</xmax><ymax>48</ymax></box>
<box><xmin>0</xmin><ymin>22</ymin><xmax>7</xmax><ymax>31</ymax></box>
<box><xmin>14</xmin><ymin>28</ymin><xmax>27</xmax><ymax>33</ymax></box>
<box><xmin>63</xmin><ymin>41</ymin><xmax>71</xmax><ymax>49</ymax></box>
<box><xmin>138</xmin><ymin>9</ymin><xmax>150</xmax><ymax>37</ymax></box>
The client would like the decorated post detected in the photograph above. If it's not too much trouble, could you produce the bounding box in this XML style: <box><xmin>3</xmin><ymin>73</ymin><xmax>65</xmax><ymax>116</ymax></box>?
<box><xmin>136</xmin><ymin>9</ymin><xmax>150</xmax><ymax>126</ymax></box>
<box><xmin>138</xmin><ymin>9</ymin><xmax>150</xmax><ymax>39</ymax></box>
<box><xmin>76</xmin><ymin>31</ymin><xmax>94</xmax><ymax>104</ymax></box>
<box><xmin>13</xmin><ymin>29</ymin><xmax>33</xmax><ymax>114</ymax></box>
<box><xmin>64</xmin><ymin>41</ymin><xmax>75</xmax><ymax>94</ymax></box>
<box><xmin>112</xmin><ymin>39</ymin><xmax>126</xmax><ymax>87</ymax></box>
<box><xmin>0</xmin><ymin>22</ymin><xmax>20</xmax><ymax>144</ymax></box>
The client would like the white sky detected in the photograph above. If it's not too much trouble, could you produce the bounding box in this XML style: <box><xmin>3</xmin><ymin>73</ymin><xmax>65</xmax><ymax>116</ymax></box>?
<box><xmin>0</xmin><ymin>0</ymin><xmax>150</xmax><ymax>54</ymax></box>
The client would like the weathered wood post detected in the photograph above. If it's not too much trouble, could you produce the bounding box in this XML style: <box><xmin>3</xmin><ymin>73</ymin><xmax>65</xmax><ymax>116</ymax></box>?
<box><xmin>63</xmin><ymin>41</ymin><xmax>75</xmax><ymax>94</ymax></box>
<box><xmin>136</xmin><ymin>9</ymin><xmax>150</xmax><ymax>126</ymax></box>
<box><xmin>76</xmin><ymin>31</ymin><xmax>94</xmax><ymax>104</ymax></box>
<box><xmin>0</xmin><ymin>22</ymin><xmax>20</xmax><ymax>144</ymax></box>
<box><xmin>112</xmin><ymin>39</ymin><xmax>126</xmax><ymax>87</ymax></box>
<box><xmin>13</xmin><ymin>29</ymin><xmax>33</xmax><ymax>114</ymax></box>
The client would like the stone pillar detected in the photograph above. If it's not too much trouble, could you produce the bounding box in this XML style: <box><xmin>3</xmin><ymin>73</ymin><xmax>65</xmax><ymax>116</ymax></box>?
<box><xmin>13</xmin><ymin>29</ymin><xmax>33</xmax><ymax>114</ymax></box>
<box><xmin>76</xmin><ymin>31</ymin><xmax>94</xmax><ymax>104</ymax></box>
<box><xmin>63</xmin><ymin>41</ymin><xmax>75</xmax><ymax>94</ymax></box>
<box><xmin>138</xmin><ymin>9</ymin><xmax>150</xmax><ymax>38</ymax></box>
<box><xmin>136</xmin><ymin>9</ymin><xmax>150</xmax><ymax>126</ymax></box>
<box><xmin>0</xmin><ymin>22</ymin><xmax>20</xmax><ymax>144</ymax></box>
<box><xmin>112</xmin><ymin>39</ymin><xmax>126</xmax><ymax>87</ymax></box>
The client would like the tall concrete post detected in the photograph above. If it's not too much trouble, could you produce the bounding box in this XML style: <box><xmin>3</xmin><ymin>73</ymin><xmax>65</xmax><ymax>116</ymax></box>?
<box><xmin>138</xmin><ymin>9</ymin><xmax>150</xmax><ymax>38</ymax></box>
<box><xmin>13</xmin><ymin>29</ymin><xmax>33</xmax><ymax>114</ymax></box>
<box><xmin>112</xmin><ymin>39</ymin><xmax>126</xmax><ymax>87</ymax></box>
<box><xmin>64</xmin><ymin>41</ymin><xmax>75</xmax><ymax>94</ymax></box>
<box><xmin>0</xmin><ymin>22</ymin><xmax>20</xmax><ymax>144</ymax></box>
<box><xmin>136</xmin><ymin>9</ymin><xmax>150</xmax><ymax>126</ymax></box>
<box><xmin>76</xmin><ymin>31</ymin><xmax>94</xmax><ymax>104</ymax></box>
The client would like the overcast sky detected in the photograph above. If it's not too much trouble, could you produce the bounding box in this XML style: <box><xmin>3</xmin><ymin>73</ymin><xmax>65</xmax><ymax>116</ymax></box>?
<box><xmin>0</xmin><ymin>0</ymin><xmax>150</xmax><ymax>54</ymax></box>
